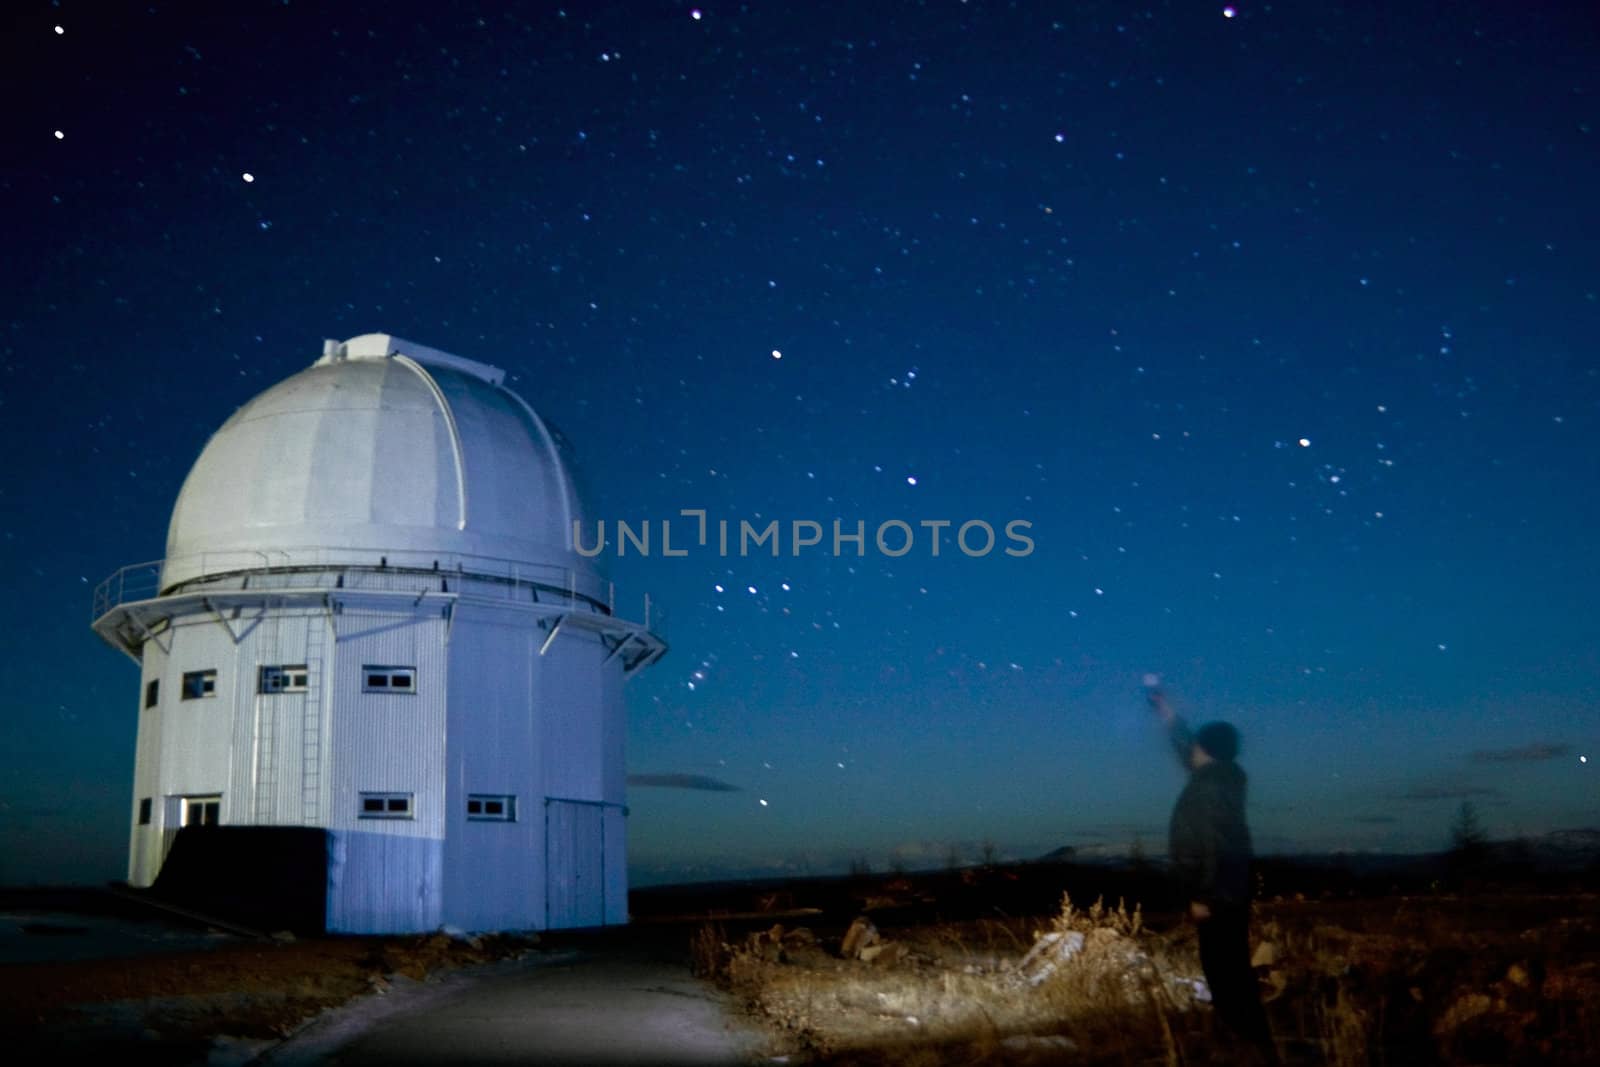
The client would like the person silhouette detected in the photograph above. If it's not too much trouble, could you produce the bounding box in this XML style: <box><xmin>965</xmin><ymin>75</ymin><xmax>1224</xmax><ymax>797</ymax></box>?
<box><xmin>1147</xmin><ymin>679</ymin><xmax>1278</xmax><ymax>1064</ymax></box>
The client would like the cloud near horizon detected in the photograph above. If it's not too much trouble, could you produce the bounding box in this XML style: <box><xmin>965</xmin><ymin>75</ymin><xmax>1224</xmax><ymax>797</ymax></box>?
<box><xmin>1470</xmin><ymin>742</ymin><xmax>1571</xmax><ymax>764</ymax></box>
<box><xmin>1397</xmin><ymin>785</ymin><xmax>1502</xmax><ymax>802</ymax></box>
<box><xmin>627</xmin><ymin>773</ymin><xmax>742</xmax><ymax>792</ymax></box>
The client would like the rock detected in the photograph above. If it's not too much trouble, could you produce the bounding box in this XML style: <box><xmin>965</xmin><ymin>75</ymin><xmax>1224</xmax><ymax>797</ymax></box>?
<box><xmin>1250</xmin><ymin>940</ymin><xmax>1278</xmax><ymax>968</ymax></box>
<box><xmin>1506</xmin><ymin>962</ymin><xmax>1531</xmax><ymax>988</ymax></box>
<box><xmin>840</xmin><ymin>916</ymin><xmax>880</xmax><ymax>959</ymax></box>
<box><xmin>862</xmin><ymin>942</ymin><xmax>906</xmax><ymax>966</ymax></box>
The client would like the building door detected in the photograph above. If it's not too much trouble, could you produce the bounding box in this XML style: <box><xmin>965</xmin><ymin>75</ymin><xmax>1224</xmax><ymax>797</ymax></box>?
<box><xmin>545</xmin><ymin>799</ymin><xmax>605</xmax><ymax>928</ymax></box>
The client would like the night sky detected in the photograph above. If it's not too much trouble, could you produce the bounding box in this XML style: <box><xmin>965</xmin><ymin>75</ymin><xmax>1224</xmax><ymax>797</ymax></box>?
<box><xmin>3</xmin><ymin>1</ymin><xmax>1597</xmax><ymax>887</ymax></box>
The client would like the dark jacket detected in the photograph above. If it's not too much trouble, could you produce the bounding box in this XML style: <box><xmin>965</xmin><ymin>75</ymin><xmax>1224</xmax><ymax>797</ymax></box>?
<box><xmin>1167</xmin><ymin>719</ymin><xmax>1254</xmax><ymax>907</ymax></box>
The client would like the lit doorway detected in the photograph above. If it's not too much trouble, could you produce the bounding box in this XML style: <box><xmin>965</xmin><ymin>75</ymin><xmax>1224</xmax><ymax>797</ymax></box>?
<box><xmin>182</xmin><ymin>795</ymin><xmax>222</xmax><ymax>827</ymax></box>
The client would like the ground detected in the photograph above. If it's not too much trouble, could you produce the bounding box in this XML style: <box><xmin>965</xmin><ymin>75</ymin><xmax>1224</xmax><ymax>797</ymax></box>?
<box><xmin>5</xmin><ymin>919</ymin><xmax>543</xmax><ymax>1063</ymax></box>
<box><xmin>6</xmin><ymin>868</ymin><xmax>1600</xmax><ymax>1065</ymax></box>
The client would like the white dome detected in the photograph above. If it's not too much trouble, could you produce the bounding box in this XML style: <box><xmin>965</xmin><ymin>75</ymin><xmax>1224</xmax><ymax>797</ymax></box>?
<box><xmin>161</xmin><ymin>334</ymin><xmax>589</xmax><ymax>591</ymax></box>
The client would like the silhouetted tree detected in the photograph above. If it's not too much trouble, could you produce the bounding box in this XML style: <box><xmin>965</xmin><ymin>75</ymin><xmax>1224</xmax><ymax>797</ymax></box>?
<box><xmin>1450</xmin><ymin>801</ymin><xmax>1488</xmax><ymax>852</ymax></box>
<box><xmin>1447</xmin><ymin>801</ymin><xmax>1490</xmax><ymax>884</ymax></box>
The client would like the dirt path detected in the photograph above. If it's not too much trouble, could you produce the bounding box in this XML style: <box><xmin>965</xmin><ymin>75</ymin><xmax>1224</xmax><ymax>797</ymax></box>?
<box><xmin>263</xmin><ymin>943</ymin><xmax>778</xmax><ymax>1066</ymax></box>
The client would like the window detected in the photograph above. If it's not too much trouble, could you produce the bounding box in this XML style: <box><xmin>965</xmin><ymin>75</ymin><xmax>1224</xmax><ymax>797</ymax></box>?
<box><xmin>362</xmin><ymin>666</ymin><xmax>416</xmax><ymax>694</ymax></box>
<box><xmin>466</xmin><ymin>794</ymin><xmax>517</xmax><ymax>822</ymax></box>
<box><xmin>259</xmin><ymin>665</ymin><xmax>310</xmax><ymax>693</ymax></box>
<box><xmin>138</xmin><ymin>797</ymin><xmax>152</xmax><ymax>825</ymax></box>
<box><xmin>181</xmin><ymin>669</ymin><xmax>217</xmax><ymax>700</ymax></box>
<box><xmin>144</xmin><ymin>679</ymin><xmax>159</xmax><ymax>708</ymax></box>
<box><xmin>182</xmin><ymin>795</ymin><xmax>221</xmax><ymax>827</ymax></box>
<box><xmin>359</xmin><ymin>792</ymin><xmax>414</xmax><ymax>819</ymax></box>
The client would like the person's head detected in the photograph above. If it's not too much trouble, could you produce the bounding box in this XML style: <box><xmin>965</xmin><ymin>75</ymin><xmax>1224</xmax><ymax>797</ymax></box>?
<box><xmin>1191</xmin><ymin>721</ymin><xmax>1240</xmax><ymax>768</ymax></box>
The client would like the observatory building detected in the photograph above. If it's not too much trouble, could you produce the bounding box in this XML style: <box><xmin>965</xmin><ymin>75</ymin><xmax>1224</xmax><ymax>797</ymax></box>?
<box><xmin>91</xmin><ymin>334</ymin><xmax>665</xmax><ymax>932</ymax></box>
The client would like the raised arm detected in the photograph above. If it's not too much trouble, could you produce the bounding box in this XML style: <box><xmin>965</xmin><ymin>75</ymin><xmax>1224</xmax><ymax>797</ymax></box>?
<box><xmin>1146</xmin><ymin>684</ymin><xmax>1195</xmax><ymax>770</ymax></box>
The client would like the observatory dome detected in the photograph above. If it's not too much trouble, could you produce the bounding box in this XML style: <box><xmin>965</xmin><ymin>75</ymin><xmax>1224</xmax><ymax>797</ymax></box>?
<box><xmin>161</xmin><ymin>334</ymin><xmax>590</xmax><ymax>591</ymax></box>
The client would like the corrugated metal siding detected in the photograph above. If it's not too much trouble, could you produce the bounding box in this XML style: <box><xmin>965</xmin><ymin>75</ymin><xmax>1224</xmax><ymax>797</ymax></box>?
<box><xmin>325</xmin><ymin>604</ymin><xmax>449</xmax><ymax>931</ymax></box>
<box><xmin>602</xmin><ymin>804</ymin><xmax>627</xmax><ymax>925</ymax></box>
<box><xmin>442</xmin><ymin>612</ymin><xmax>543</xmax><ymax>931</ymax></box>
<box><xmin>160</xmin><ymin>618</ymin><xmax>237</xmax><ymax>812</ymax></box>
<box><xmin>326</xmin><ymin>831</ymin><xmax>443</xmax><ymax>933</ymax></box>
<box><xmin>128</xmin><ymin>644</ymin><xmax>169</xmax><ymax>886</ymax></box>
<box><xmin>599</xmin><ymin>655</ymin><xmax>626</xmax><ymax>806</ymax></box>
<box><xmin>301</xmin><ymin>611</ymin><xmax>333</xmax><ymax>826</ymax></box>
<box><xmin>121</xmin><ymin>579</ymin><xmax>638</xmax><ymax>930</ymax></box>
<box><xmin>539</xmin><ymin>631</ymin><xmax>629</xmax><ymax>928</ymax></box>
<box><xmin>540</xmin><ymin>633</ymin><xmax>605</xmax><ymax>801</ymax></box>
<box><xmin>246</xmin><ymin>613</ymin><xmax>306</xmax><ymax>826</ymax></box>
<box><xmin>599</xmin><ymin>653</ymin><xmax>627</xmax><ymax>925</ymax></box>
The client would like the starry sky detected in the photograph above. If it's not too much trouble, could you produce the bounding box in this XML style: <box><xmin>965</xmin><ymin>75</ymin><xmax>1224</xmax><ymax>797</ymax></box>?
<box><xmin>2</xmin><ymin>1</ymin><xmax>1597</xmax><ymax>887</ymax></box>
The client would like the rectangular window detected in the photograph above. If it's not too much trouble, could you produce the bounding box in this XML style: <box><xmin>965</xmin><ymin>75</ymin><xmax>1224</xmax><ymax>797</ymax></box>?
<box><xmin>466</xmin><ymin>794</ymin><xmax>517</xmax><ymax>822</ymax></box>
<box><xmin>182</xmin><ymin>795</ymin><xmax>221</xmax><ymax>827</ymax></box>
<box><xmin>362</xmin><ymin>666</ymin><xmax>416</xmax><ymax>694</ymax></box>
<box><xmin>181</xmin><ymin>670</ymin><xmax>217</xmax><ymax>700</ymax></box>
<box><xmin>138</xmin><ymin>797</ymin><xmax>152</xmax><ymax>825</ymax></box>
<box><xmin>144</xmin><ymin>679</ymin><xmax>159</xmax><ymax>708</ymax></box>
<box><xmin>259</xmin><ymin>665</ymin><xmax>310</xmax><ymax>693</ymax></box>
<box><xmin>359</xmin><ymin>791</ymin><xmax>414</xmax><ymax>819</ymax></box>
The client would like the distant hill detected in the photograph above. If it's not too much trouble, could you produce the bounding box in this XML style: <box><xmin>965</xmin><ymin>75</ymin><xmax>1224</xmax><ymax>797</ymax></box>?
<box><xmin>1489</xmin><ymin>828</ymin><xmax>1600</xmax><ymax>872</ymax></box>
<box><xmin>1038</xmin><ymin>828</ymin><xmax>1600</xmax><ymax>874</ymax></box>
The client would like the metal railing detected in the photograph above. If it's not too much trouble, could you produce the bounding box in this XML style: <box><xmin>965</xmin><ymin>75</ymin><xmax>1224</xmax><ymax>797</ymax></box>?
<box><xmin>92</xmin><ymin>550</ymin><xmax>666</xmax><ymax>639</ymax></box>
<box><xmin>93</xmin><ymin>561</ymin><xmax>163</xmax><ymax>621</ymax></box>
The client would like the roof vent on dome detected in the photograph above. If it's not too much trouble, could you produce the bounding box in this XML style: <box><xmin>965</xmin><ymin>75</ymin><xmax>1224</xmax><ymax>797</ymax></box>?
<box><xmin>316</xmin><ymin>332</ymin><xmax>506</xmax><ymax>387</ymax></box>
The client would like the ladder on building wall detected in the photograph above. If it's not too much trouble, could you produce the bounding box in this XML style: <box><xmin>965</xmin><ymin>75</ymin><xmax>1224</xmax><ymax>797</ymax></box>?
<box><xmin>301</xmin><ymin>613</ymin><xmax>327</xmax><ymax>825</ymax></box>
<box><xmin>254</xmin><ymin>620</ymin><xmax>279</xmax><ymax>824</ymax></box>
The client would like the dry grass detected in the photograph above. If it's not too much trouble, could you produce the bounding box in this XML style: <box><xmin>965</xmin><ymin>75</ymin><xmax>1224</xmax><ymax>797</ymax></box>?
<box><xmin>701</xmin><ymin>890</ymin><xmax>1600</xmax><ymax>1065</ymax></box>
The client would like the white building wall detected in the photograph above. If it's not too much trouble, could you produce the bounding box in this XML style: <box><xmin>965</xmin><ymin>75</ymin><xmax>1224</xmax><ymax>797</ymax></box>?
<box><xmin>239</xmin><ymin>614</ymin><xmax>307</xmax><ymax>826</ymax></box>
<box><xmin>325</xmin><ymin>604</ymin><xmax>449</xmax><ymax>933</ymax></box>
<box><xmin>442</xmin><ymin>609</ymin><xmax>544</xmax><ymax>930</ymax></box>
<box><xmin>128</xmin><ymin>643</ymin><xmax>169</xmax><ymax>886</ymax></box>
<box><xmin>599</xmin><ymin>656</ymin><xmax>628</xmax><ymax>925</ymax></box>
<box><xmin>159</xmin><ymin>619</ymin><xmax>237</xmax><ymax>818</ymax></box>
<box><xmin>539</xmin><ymin>632</ymin><xmax>628</xmax><ymax>926</ymax></box>
<box><xmin>121</xmin><ymin>594</ymin><xmax>637</xmax><ymax>930</ymax></box>
<box><xmin>541</xmin><ymin>633</ymin><xmax>605</xmax><ymax>801</ymax></box>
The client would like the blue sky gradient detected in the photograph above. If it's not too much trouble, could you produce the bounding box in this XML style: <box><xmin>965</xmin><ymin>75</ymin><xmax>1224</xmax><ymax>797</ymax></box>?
<box><xmin>2</xmin><ymin>1</ymin><xmax>1596</xmax><ymax>885</ymax></box>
